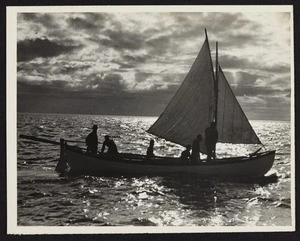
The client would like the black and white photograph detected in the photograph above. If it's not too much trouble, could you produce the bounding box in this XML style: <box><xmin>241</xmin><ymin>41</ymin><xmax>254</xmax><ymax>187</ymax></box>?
<box><xmin>6</xmin><ymin>5</ymin><xmax>294</xmax><ymax>234</ymax></box>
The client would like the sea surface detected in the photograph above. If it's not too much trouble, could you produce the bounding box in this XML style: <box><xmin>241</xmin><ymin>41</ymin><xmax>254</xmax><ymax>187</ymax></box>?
<box><xmin>17</xmin><ymin>113</ymin><xmax>292</xmax><ymax>227</ymax></box>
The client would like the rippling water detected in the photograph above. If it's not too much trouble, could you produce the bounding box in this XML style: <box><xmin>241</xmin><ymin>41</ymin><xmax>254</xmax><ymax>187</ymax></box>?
<box><xmin>17</xmin><ymin>113</ymin><xmax>292</xmax><ymax>227</ymax></box>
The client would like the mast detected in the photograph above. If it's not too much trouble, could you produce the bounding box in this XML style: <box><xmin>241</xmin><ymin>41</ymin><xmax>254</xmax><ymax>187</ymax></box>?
<box><xmin>205</xmin><ymin>28</ymin><xmax>216</xmax><ymax>122</ymax></box>
<box><xmin>215</xmin><ymin>41</ymin><xmax>219</xmax><ymax>125</ymax></box>
<box><xmin>205</xmin><ymin>28</ymin><xmax>208</xmax><ymax>40</ymax></box>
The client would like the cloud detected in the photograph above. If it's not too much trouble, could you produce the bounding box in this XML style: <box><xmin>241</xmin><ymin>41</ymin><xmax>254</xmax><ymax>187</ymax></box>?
<box><xmin>223</xmin><ymin>71</ymin><xmax>287</xmax><ymax>97</ymax></box>
<box><xmin>17</xmin><ymin>74</ymin><xmax>180</xmax><ymax>116</ymax></box>
<box><xmin>18</xmin><ymin>79</ymin><xmax>69</xmax><ymax>95</ymax></box>
<box><xmin>111</xmin><ymin>54</ymin><xmax>149</xmax><ymax>69</ymax></box>
<box><xmin>18</xmin><ymin>72</ymin><xmax>127</xmax><ymax>97</ymax></box>
<box><xmin>235</xmin><ymin>71</ymin><xmax>259</xmax><ymax>85</ymax></box>
<box><xmin>18</xmin><ymin>70</ymin><xmax>178</xmax><ymax>98</ymax></box>
<box><xmin>84</xmin><ymin>73</ymin><xmax>126</xmax><ymax>95</ymax></box>
<box><xmin>145</xmin><ymin>35</ymin><xmax>172</xmax><ymax>55</ymax></box>
<box><xmin>219</xmin><ymin>54</ymin><xmax>257</xmax><ymax>70</ymax></box>
<box><xmin>219</xmin><ymin>54</ymin><xmax>290</xmax><ymax>77</ymax></box>
<box><xmin>17</xmin><ymin>37</ymin><xmax>83</xmax><ymax>62</ymax></box>
<box><xmin>233</xmin><ymin>85</ymin><xmax>285</xmax><ymax>97</ymax></box>
<box><xmin>66</xmin><ymin>13</ymin><xmax>108</xmax><ymax>31</ymax></box>
<box><xmin>60</xmin><ymin>61</ymin><xmax>92</xmax><ymax>74</ymax></box>
<box><xmin>67</xmin><ymin>17</ymin><xmax>97</xmax><ymax>30</ymax></box>
<box><xmin>124</xmin><ymin>54</ymin><xmax>149</xmax><ymax>64</ymax></box>
<box><xmin>18</xmin><ymin>13</ymin><xmax>60</xmax><ymax>29</ymax></box>
<box><xmin>134</xmin><ymin>71</ymin><xmax>153</xmax><ymax>83</ymax></box>
<box><xmin>99</xmin><ymin>29</ymin><xmax>144</xmax><ymax>50</ymax></box>
<box><xmin>169</xmin><ymin>13</ymin><xmax>260</xmax><ymax>44</ymax></box>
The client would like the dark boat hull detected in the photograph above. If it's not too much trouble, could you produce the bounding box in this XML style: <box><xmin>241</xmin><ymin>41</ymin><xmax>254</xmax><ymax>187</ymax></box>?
<box><xmin>64</xmin><ymin>146</ymin><xmax>275</xmax><ymax>178</ymax></box>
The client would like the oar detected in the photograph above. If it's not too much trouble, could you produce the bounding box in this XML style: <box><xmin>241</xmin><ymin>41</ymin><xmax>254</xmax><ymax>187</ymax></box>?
<box><xmin>19</xmin><ymin>133</ymin><xmax>90</xmax><ymax>151</ymax></box>
<box><xmin>19</xmin><ymin>134</ymin><xmax>94</xmax><ymax>145</ymax></box>
<box><xmin>19</xmin><ymin>134</ymin><xmax>61</xmax><ymax>145</ymax></box>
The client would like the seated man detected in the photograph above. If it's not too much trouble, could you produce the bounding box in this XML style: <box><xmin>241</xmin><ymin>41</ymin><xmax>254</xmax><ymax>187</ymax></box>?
<box><xmin>180</xmin><ymin>144</ymin><xmax>191</xmax><ymax>161</ymax></box>
<box><xmin>101</xmin><ymin>135</ymin><xmax>118</xmax><ymax>155</ymax></box>
<box><xmin>191</xmin><ymin>134</ymin><xmax>202</xmax><ymax>163</ymax></box>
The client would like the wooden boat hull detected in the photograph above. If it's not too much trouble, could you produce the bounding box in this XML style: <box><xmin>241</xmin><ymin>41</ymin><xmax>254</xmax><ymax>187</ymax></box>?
<box><xmin>63</xmin><ymin>146</ymin><xmax>275</xmax><ymax>178</ymax></box>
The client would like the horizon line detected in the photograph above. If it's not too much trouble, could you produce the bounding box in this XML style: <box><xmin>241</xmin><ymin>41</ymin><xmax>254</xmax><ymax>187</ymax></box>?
<box><xmin>16</xmin><ymin>111</ymin><xmax>291</xmax><ymax>122</ymax></box>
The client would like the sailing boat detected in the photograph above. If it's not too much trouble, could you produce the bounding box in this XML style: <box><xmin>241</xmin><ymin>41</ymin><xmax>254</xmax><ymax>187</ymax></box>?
<box><xmin>19</xmin><ymin>30</ymin><xmax>275</xmax><ymax>178</ymax></box>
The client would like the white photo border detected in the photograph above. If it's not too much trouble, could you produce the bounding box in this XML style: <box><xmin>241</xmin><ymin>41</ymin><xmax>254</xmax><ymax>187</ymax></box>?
<box><xmin>7</xmin><ymin>5</ymin><xmax>295</xmax><ymax>234</ymax></box>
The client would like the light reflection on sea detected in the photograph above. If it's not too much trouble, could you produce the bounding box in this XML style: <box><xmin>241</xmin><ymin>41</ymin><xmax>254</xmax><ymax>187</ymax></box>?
<box><xmin>17</xmin><ymin>113</ymin><xmax>291</xmax><ymax>226</ymax></box>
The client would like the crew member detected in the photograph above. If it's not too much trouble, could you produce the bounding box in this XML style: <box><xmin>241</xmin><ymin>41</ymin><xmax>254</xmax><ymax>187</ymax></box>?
<box><xmin>85</xmin><ymin>125</ymin><xmax>98</xmax><ymax>154</ymax></box>
<box><xmin>205</xmin><ymin>122</ymin><xmax>218</xmax><ymax>160</ymax></box>
<box><xmin>191</xmin><ymin>134</ymin><xmax>202</xmax><ymax>163</ymax></box>
<box><xmin>146</xmin><ymin>139</ymin><xmax>155</xmax><ymax>158</ymax></box>
<box><xmin>181</xmin><ymin>144</ymin><xmax>191</xmax><ymax>161</ymax></box>
<box><xmin>101</xmin><ymin>135</ymin><xmax>118</xmax><ymax>155</ymax></box>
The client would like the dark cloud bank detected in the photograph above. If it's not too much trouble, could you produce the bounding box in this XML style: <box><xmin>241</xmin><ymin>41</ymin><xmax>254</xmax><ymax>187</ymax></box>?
<box><xmin>17</xmin><ymin>74</ymin><xmax>290</xmax><ymax>120</ymax></box>
<box><xmin>17</xmin><ymin>74</ymin><xmax>178</xmax><ymax>116</ymax></box>
<box><xmin>17</xmin><ymin>37</ymin><xmax>82</xmax><ymax>62</ymax></box>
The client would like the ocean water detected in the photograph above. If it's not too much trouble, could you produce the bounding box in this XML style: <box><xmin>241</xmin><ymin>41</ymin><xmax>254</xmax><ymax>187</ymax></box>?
<box><xmin>17</xmin><ymin>113</ymin><xmax>292</xmax><ymax>227</ymax></box>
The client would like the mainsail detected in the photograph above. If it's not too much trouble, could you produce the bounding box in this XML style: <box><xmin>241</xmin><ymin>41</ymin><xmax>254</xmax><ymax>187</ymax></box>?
<box><xmin>217</xmin><ymin>67</ymin><xmax>261</xmax><ymax>144</ymax></box>
<box><xmin>147</xmin><ymin>35</ymin><xmax>215</xmax><ymax>154</ymax></box>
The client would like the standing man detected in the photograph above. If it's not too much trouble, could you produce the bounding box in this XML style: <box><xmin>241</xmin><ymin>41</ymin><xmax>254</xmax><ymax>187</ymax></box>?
<box><xmin>86</xmin><ymin>125</ymin><xmax>98</xmax><ymax>154</ymax></box>
<box><xmin>191</xmin><ymin>134</ymin><xmax>202</xmax><ymax>163</ymax></box>
<box><xmin>205</xmin><ymin>122</ymin><xmax>218</xmax><ymax>160</ymax></box>
<box><xmin>146</xmin><ymin>139</ymin><xmax>155</xmax><ymax>158</ymax></box>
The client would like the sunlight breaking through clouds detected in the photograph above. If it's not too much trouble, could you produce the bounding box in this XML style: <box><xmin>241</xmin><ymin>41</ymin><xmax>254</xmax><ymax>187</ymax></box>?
<box><xmin>17</xmin><ymin>11</ymin><xmax>291</xmax><ymax>120</ymax></box>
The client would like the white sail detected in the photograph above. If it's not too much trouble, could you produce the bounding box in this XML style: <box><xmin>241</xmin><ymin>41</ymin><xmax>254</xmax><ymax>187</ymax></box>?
<box><xmin>217</xmin><ymin>67</ymin><xmax>261</xmax><ymax>144</ymax></box>
<box><xmin>148</xmin><ymin>37</ymin><xmax>215</xmax><ymax>154</ymax></box>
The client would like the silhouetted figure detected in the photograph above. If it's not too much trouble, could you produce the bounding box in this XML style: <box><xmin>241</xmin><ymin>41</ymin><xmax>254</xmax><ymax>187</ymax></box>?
<box><xmin>101</xmin><ymin>135</ymin><xmax>118</xmax><ymax>155</ymax></box>
<box><xmin>181</xmin><ymin>144</ymin><xmax>191</xmax><ymax>161</ymax></box>
<box><xmin>205</xmin><ymin>122</ymin><xmax>218</xmax><ymax>160</ymax></box>
<box><xmin>191</xmin><ymin>134</ymin><xmax>202</xmax><ymax>163</ymax></box>
<box><xmin>85</xmin><ymin>125</ymin><xmax>98</xmax><ymax>154</ymax></box>
<box><xmin>146</xmin><ymin>139</ymin><xmax>155</xmax><ymax>158</ymax></box>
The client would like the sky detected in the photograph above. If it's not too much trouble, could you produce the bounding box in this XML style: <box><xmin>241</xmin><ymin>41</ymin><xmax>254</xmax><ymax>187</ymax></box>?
<box><xmin>17</xmin><ymin>11</ymin><xmax>292</xmax><ymax>120</ymax></box>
